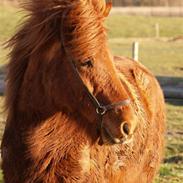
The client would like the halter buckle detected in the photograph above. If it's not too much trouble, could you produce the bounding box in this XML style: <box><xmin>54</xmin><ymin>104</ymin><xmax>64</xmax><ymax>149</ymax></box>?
<box><xmin>96</xmin><ymin>106</ymin><xmax>107</xmax><ymax>115</ymax></box>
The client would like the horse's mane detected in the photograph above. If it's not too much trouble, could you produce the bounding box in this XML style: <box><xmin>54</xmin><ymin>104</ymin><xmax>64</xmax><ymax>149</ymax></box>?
<box><xmin>5</xmin><ymin>0</ymin><xmax>107</xmax><ymax>118</ymax></box>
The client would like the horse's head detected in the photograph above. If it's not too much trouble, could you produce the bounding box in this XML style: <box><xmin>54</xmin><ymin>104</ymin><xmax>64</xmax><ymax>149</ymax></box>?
<box><xmin>18</xmin><ymin>0</ymin><xmax>136</xmax><ymax>145</ymax></box>
<box><xmin>58</xmin><ymin>0</ymin><xmax>137</xmax><ymax>145</ymax></box>
<box><xmin>73</xmin><ymin>51</ymin><xmax>137</xmax><ymax>146</ymax></box>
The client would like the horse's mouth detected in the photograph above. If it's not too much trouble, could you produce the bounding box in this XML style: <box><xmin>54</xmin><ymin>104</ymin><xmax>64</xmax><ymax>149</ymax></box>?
<box><xmin>98</xmin><ymin>127</ymin><xmax>133</xmax><ymax>146</ymax></box>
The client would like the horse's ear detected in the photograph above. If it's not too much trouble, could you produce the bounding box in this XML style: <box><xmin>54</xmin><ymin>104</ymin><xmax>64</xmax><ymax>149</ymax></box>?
<box><xmin>103</xmin><ymin>2</ymin><xmax>112</xmax><ymax>17</ymax></box>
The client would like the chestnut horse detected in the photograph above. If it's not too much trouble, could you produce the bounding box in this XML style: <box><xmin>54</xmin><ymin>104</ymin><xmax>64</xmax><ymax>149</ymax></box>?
<box><xmin>1</xmin><ymin>0</ymin><xmax>165</xmax><ymax>183</ymax></box>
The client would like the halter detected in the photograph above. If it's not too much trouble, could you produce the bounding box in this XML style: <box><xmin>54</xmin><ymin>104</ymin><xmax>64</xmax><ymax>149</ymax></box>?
<box><xmin>60</xmin><ymin>9</ymin><xmax>130</xmax><ymax>118</ymax></box>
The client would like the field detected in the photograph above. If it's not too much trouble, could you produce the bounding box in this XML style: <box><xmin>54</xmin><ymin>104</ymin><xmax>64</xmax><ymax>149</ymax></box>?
<box><xmin>107</xmin><ymin>14</ymin><xmax>183</xmax><ymax>38</ymax></box>
<box><xmin>0</xmin><ymin>4</ymin><xmax>183</xmax><ymax>183</ymax></box>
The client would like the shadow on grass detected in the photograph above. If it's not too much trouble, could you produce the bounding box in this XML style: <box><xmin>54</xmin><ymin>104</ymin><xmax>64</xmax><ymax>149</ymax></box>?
<box><xmin>164</xmin><ymin>155</ymin><xmax>183</xmax><ymax>164</ymax></box>
<box><xmin>165</xmin><ymin>98</ymin><xmax>183</xmax><ymax>106</ymax></box>
<box><xmin>157</xmin><ymin>76</ymin><xmax>183</xmax><ymax>106</ymax></box>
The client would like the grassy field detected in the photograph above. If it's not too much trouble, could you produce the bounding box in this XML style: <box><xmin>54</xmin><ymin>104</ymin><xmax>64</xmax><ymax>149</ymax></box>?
<box><xmin>0</xmin><ymin>4</ymin><xmax>182</xmax><ymax>183</ymax></box>
<box><xmin>109</xmin><ymin>38</ymin><xmax>183</xmax><ymax>77</ymax></box>
<box><xmin>0</xmin><ymin>5</ymin><xmax>23</xmax><ymax>66</ymax></box>
<box><xmin>0</xmin><ymin>5</ymin><xmax>23</xmax><ymax>41</ymax></box>
<box><xmin>155</xmin><ymin>103</ymin><xmax>183</xmax><ymax>183</ymax></box>
<box><xmin>106</xmin><ymin>14</ymin><xmax>183</xmax><ymax>38</ymax></box>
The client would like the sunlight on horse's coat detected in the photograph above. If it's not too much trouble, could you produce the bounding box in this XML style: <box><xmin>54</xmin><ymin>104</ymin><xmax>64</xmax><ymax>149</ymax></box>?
<box><xmin>79</xmin><ymin>144</ymin><xmax>91</xmax><ymax>173</ymax></box>
<box><xmin>1</xmin><ymin>1</ymin><xmax>165</xmax><ymax>183</ymax></box>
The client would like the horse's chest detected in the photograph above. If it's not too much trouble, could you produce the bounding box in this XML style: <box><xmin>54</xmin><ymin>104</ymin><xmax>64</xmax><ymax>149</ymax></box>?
<box><xmin>79</xmin><ymin>145</ymin><xmax>127</xmax><ymax>181</ymax></box>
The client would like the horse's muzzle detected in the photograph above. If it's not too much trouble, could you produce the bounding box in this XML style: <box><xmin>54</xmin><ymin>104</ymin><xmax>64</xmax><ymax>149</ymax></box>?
<box><xmin>99</xmin><ymin>125</ymin><xmax>133</xmax><ymax>145</ymax></box>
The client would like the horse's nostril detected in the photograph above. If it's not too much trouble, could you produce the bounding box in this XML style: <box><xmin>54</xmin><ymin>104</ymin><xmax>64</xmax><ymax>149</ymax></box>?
<box><xmin>123</xmin><ymin>123</ymin><xmax>130</xmax><ymax>135</ymax></box>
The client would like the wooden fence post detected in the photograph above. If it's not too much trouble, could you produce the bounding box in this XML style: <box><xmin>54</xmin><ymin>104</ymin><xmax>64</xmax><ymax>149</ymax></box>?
<box><xmin>155</xmin><ymin>23</ymin><xmax>160</xmax><ymax>38</ymax></box>
<box><xmin>132</xmin><ymin>42</ymin><xmax>139</xmax><ymax>61</ymax></box>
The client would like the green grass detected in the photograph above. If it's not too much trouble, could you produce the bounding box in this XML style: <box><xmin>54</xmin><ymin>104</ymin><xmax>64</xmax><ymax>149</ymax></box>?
<box><xmin>109</xmin><ymin>38</ymin><xmax>183</xmax><ymax>77</ymax></box>
<box><xmin>0</xmin><ymin>5</ymin><xmax>23</xmax><ymax>41</ymax></box>
<box><xmin>0</xmin><ymin>5</ymin><xmax>23</xmax><ymax>66</ymax></box>
<box><xmin>0</xmin><ymin>170</ymin><xmax>3</xmax><ymax>183</ymax></box>
<box><xmin>155</xmin><ymin>163</ymin><xmax>183</xmax><ymax>183</ymax></box>
<box><xmin>154</xmin><ymin>103</ymin><xmax>183</xmax><ymax>183</ymax></box>
<box><xmin>106</xmin><ymin>15</ymin><xmax>183</xmax><ymax>38</ymax></box>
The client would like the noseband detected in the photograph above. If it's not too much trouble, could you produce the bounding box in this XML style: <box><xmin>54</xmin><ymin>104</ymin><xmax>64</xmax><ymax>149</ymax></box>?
<box><xmin>60</xmin><ymin>9</ymin><xmax>130</xmax><ymax>119</ymax></box>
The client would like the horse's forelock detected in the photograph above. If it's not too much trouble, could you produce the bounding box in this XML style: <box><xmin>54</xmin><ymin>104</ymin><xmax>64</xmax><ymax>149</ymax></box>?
<box><xmin>62</xmin><ymin>0</ymin><xmax>107</xmax><ymax>61</ymax></box>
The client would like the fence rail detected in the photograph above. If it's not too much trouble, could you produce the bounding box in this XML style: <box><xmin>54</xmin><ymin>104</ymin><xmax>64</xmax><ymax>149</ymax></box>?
<box><xmin>110</xmin><ymin>7</ymin><xmax>183</xmax><ymax>16</ymax></box>
<box><xmin>1</xmin><ymin>0</ymin><xmax>183</xmax><ymax>7</ymax></box>
<box><xmin>112</xmin><ymin>0</ymin><xmax>183</xmax><ymax>7</ymax></box>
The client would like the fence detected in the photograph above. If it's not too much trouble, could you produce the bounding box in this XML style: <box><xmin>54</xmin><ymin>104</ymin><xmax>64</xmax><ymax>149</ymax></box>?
<box><xmin>112</xmin><ymin>0</ymin><xmax>183</xmax><ymax>7</ymax></box>
<box><xmin>1</xmin><ymin>0</ymin><xmax>183</xmax><ymax>7</ymax></box>
<box><xmin>110</xmin><ymin>6</ymin><xmax>183</xmax><ymax>16</ymax></box>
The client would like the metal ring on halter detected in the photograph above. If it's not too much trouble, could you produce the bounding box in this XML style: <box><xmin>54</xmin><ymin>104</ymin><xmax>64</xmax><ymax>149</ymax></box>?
<box><xmin>96</xmin><ymin>106</ymin><xmax>107</xmax><ymax>115</ymax></box>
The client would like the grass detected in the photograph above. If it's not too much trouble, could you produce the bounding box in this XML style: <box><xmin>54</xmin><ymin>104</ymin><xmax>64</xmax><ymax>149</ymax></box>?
<box><xmin>0</xmin><ymin>4</ymin><xmax>182</xmax><ymax>183</ymax></box>
<box><xmin>109</xmin><ymin>38</ymin><xmax>183</xmax><ymax>77</ymax></box>
<box><xmin>0</xmin><ymin>170</ymin><xmax>3</xmax><ymax>183</ymax></box>
<box><xmin>155</xmin><ymin>163</ymin><xmax>183</xmax><ymax>183</ymax></box>
<box><xmin>106</xmin><ymin>15</ymin><xmax>183</xmax><ymax>38</ymax></box>
<box><xmin>155</xmin><ymin>103</ymin><xmax>183</xmax><ymax>183</ymax></box>
<box><xmin>0</xmin><ymin>5</ymin><xmax>23</xmax><ymax>66</ymax></box>
<box><xmin>0</xmin><ymin>5</ymin><xmax>23</xmax><ymax>41</ymax></box>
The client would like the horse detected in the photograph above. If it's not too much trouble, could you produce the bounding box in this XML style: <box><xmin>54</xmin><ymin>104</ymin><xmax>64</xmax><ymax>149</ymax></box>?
<box><xmin>1</xmin><ymin>0</ymin><xmax>166</xmax><ymax>183</ymax></box>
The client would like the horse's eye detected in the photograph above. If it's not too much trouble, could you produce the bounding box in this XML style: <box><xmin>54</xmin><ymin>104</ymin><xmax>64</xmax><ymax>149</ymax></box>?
<box><xmin>80</xmin><ymin>60</ymin><xmax>93</xmax><ymax>68</ymax></box>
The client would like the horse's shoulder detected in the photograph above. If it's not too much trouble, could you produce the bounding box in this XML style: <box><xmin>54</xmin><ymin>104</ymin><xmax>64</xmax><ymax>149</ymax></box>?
<box><xmin>114</xmin><ymin>56</ymin><xmax>164</xmax><ymax>118</ymax></box>
<box><xmin>114</xmin><ymin>56</ymin><xmax>159</xmax><ymax>91</ymax></box>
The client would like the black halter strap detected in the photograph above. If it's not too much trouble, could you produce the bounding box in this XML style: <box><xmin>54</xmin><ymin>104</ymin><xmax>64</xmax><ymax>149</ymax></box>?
<box><xmin>60</xmin><ymin>9</ymin><xmax>130</xmax><ymax>117</ymax></box>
